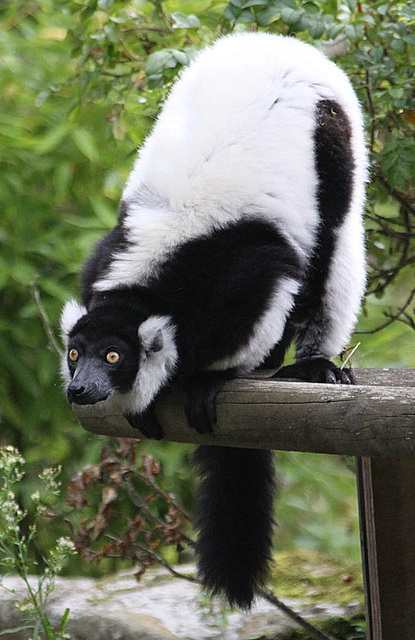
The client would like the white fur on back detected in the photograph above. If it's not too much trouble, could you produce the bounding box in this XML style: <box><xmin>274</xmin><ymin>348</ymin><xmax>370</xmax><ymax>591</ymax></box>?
<box><xmin>95</xmin><ymin>32</ymin><xmax>366</xmax><ymax>291</ymax></box>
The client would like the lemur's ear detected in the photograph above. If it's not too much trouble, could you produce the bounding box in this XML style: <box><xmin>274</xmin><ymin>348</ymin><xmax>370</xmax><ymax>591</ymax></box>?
<box><xmin>60</xmin><ymin>299</ymin><xmax>87</xmax><ymax>342</ymax></box>
<box><xmin>138</xmin><ymin>316</ymin><xmax>169</xmax><ymax>354</ymax></box>
<box><xmin>138</xmin><ymin>315</ymin><xmax>176</xmax><ymax>356</ymax></box>
<box><xmin>144</xmin><ymin>328</ymin><xmax>164</xmax><ymax>354</ymax></box>
<box><xmin>130</xmin><ymin>315</ymin><xmax>178</xmax><ymax>414</ymax></box>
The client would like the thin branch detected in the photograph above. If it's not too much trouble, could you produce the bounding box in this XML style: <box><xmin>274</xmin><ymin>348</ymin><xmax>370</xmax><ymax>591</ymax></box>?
<box><xmin>364</xmin><ymin>70</ymin><xmax>375</xmax><ymax>153</ymax></box>
<box><xmin>134</xmin><ymin>545</ymin><xmax>199</xmax><ymax>583</ymax></box>
<box><xmin>341</xmin><ymin>342</ymin><xmax>361</xmax><ymax>369</ymax></box>
<box><xmin>366</xmin><ymin>214</ymin><xmax>415</xmax><ymax>239</ymax></box>
<box><xmin>357</xmin><ymin>287</ymin><xmax>415</xmax><ymax>335</ymax></box>
<box><xmin>124</xmin><ymin>479</ymin><xmax>195</xmax><ymax>548</ymax></box>
<box><xmin>258</xmin><ymin>589</ymin><xmax>340</xmax><ymax>640</ymax></box>
<box><xmin>104</xmin><ymin>536</ymin><xmax>198</xmax><ymax>583</ymax></box>
<box><xmin>376</xmin><ymin>173</ymin><xmax>415</xmax><ymax>218</ymax></box>
<box><xmin>366</xmin><ymin>253</ymin><xmax>415</xmax><ymax>290</ymax></box>
<box><xmin>31</xmin><ymin>282</ymin><xmax>63</xmax><ymax>356</ymax></box>
<box><xmin>135</xmin><ymin>471</ymin><xmax>193</xmax><ymax>523</ymax></box>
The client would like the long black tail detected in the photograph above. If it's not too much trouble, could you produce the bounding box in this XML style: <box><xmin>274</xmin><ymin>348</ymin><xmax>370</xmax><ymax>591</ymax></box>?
<box><xmin>193</xmin><ymin>445</ymin><xmax>275</xmax><ymax>609</ymax></box>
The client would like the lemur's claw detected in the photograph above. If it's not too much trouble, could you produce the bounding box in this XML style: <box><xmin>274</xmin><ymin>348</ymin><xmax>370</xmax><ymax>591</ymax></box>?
<box><xmin>274</xmin><ymin>357</ymin><xmax>355</xmax><ymax>385</ymax></box>
<box><xmin>184</xmin><ymin>371</ymin><xmax>234</xmax><ymax>434</ymax></box>
<box><xmin>125</xmin><ymin>406</ymin><xmax>163</xmax><ymax>440</ymax></box>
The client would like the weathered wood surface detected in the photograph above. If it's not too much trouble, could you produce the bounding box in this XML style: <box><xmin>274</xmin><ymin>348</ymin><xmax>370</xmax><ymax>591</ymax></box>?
<box><xmin>357</xmin><ymin>457</ymin><xmax>415</xmax><ymax>640</ymax></box>
<box><xmin>72</xmin><ymin>368</ymin><xmax>415</xmax><ymax>458</ymax></box>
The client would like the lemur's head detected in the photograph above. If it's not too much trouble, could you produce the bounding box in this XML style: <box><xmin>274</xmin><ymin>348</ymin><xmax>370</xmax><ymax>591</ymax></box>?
<box><xmin>60</xmin><ymin>300</ymin><xmax>177</xmax><ymax>412</ymax></box>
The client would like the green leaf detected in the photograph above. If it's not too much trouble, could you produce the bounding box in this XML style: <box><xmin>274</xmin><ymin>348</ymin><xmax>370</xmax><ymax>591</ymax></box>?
<box><xmin>58</xmin><ymin>608</ymin><xmax>71</xmax><ymax>632</ymax></box>
<box><xmin>88</xmin><ymin>194</ymin><xmax>117</xmax><ymax>228</ymax></box>
<box><xmin>281</xmin><ymin>7</ymin><xmax>304</xmax><ymax>25</ymax></box>
<box><xmin>37</xmin><ymin>123</ymin><xmax>70</xmax><ymax>154</ymax></box>
<box><xmin>235</xmin><ymin>8</ymin><xmax>256</xmax><ymax>23</ymax></box>
<box><xmin>0</xmin><ymin>626</ymin><xmax>34</xmax><ymax>636</ymax></box>
<box><xmin>172</xmin><ymin>50</ymin><xmax>188</xmax><ymax>66</ymax></box>
<box><xmin>10</xmin><ymin>263</ymin><xmax>37</xmax><ymax>286</ymax></box>
<box><xmin>230</xmin><ymin>0</ymin><xmax>266</xmax><ymax>7</ymax></box>
<box><xmin>390</xmin><ymin>38</ymin><xmax>406</xmax><ymax>54</ymax></box>
<box><xmin>303</xmin><ymin>2</ymin><xmax>320</xmax><ymax>15</ymax></box>
<box><xmin>344</xmin><ymin>23</ymin><xmax>364</xmax><ymax>42</ymax></box>
<box><xmin>72</xmin><ymin>129</ymin><xmax>99</xmax><ymax>162</ymax></box>
<box><xmin>145</xmin><ymin>50</ymin><xmax>175</xmax><ymax>75</ymax></box>
<box><xmin>35</xmin><ymin>90</ymin><xmax>51</xmax><ymax>108</ymax></box>
<box><xmin>256</xmin><ymin>6</ymin><xmax>282</xmax><ymax>26</ymax></box>
<box><xmin>171</xmin><ymin>12</ymin><xmax>201</xmax><ymax>29</ymax></box>
<box><xmin>308</xmin><ymin>19</ymin><xmax>325</xmax><ymax>39</ymax></box>
<box><xmin>98</xmin><ymin>0</ymin><xmax>114</xmax><ymax>8</ymax></box>
<box><xmin>224</xmin><ymin>3</ymin><xmax>240</xmax><ymax>20</ymax></box>
<box><xmin>376</xmin><ymin>3</ymin><xmax>389</xmax><ymax>16</ymax></box>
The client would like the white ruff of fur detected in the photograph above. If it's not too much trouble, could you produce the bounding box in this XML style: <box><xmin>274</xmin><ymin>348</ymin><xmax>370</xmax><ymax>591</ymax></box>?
<box><xmin>60</xmin><ymin>299</ymin><xmax>87</xmax><ymax>340</ymax></box>
<box><xmin>59</xmin><ymin>299</ymin><xmax>87</xmax><ymax>385</ymax></box>
<box><xmin>122</xmin><ymin>315</ymin><xmax>178</xmax><ymax>415</ymax></box>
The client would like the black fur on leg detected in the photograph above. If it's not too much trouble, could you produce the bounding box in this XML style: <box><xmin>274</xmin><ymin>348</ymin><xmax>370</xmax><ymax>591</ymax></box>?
<box><xmin>125</xmin><ymin>404</ymin><xmax>163</xmax><ymax>439</ymax></box>
<box><xmin>183</xmin><ymin>370</ymin><xmax>235</xmax><ymax>434</ymax></box>
<box><xmin>273</xmin><ymin>356</ymin><xmax>355</xmax><ymax>384</ymax></box>
<box><xmin>193</xmin><ymin>445</ymin><xmax>275</xmax><ymax>609</ymax></box>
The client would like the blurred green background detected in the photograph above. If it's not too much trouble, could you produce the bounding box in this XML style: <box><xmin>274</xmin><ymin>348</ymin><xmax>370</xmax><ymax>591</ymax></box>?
<box><xmin>1</xmin><ymin>0</ymin><xmax>414</xmax><ymax>571</ymax></box>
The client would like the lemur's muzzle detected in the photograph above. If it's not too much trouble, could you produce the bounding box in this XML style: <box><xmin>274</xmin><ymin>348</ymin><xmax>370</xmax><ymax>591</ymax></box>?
<box><xmin>66</xmin><ymin>360</ymin><xmax>112</xmax><ymax>405</ymax></box>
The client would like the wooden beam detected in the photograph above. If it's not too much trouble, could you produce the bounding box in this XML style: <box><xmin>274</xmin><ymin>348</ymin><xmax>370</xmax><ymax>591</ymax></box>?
<box><xmin>72</xmin><ymin>369</ymin><xmax>415</xmax><ymax>458</ymax></box>
<box><xmin>357</xmin><ymin>457</ymin><xmax>415</xmax><ymax>640</ymax></box>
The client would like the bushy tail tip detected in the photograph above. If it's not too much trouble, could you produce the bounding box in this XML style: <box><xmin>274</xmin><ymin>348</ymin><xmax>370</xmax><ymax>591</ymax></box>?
<box><xmin>193</xmin><ymin>445</ymin><xmax>275</xmax><ymax>609</ymax></box>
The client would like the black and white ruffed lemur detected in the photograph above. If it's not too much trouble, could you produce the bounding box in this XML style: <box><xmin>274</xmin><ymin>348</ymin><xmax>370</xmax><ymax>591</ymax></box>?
<box><xmin>61</xmin><ymin>33</ymin><xmax>367</xmax><ymax>609</ymax></box>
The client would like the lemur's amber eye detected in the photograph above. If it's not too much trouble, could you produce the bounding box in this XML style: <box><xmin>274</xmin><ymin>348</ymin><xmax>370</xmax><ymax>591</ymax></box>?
<box><xmin>68</xmin><ymin>348</ymin><xmax>79</xmax><ymax>362</ymax></box>
<box><xmin>106</xmin><ymin>351</ymin><xmax>120</xmax><ymax>364</ymax></box>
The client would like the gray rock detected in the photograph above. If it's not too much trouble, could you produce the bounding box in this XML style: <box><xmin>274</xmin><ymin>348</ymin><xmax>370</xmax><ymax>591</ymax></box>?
<box><xmin>0</xmin><ymin>567</ymin><xmax>360</xmax><ymax>639</ymax></box>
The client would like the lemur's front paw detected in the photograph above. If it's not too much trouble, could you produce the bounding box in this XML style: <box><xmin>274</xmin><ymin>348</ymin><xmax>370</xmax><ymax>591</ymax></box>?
<box><xmin>125</xmin><ymin>406</ymin><xmax>163</xmax><ymax>440</ymax></box>
<box><xmin>273</xmin><ymin>357</ymin><xmax>355</xmax><ymax>385</ymax></box>
<box><xmin>184</xmin><ymin>371</ymin><xmax>234</xmax><ymax>434</ymax></box>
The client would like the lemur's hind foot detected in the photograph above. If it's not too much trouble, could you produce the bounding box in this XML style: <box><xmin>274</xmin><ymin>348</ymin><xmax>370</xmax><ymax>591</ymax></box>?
<box><xmin>274</xmin><ymin>356</ymin><xmax>355</xmax><ymax>385</ymax></box>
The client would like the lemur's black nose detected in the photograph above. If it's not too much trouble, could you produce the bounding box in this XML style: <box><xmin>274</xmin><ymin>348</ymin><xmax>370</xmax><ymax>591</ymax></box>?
<box><xmin>67</xmin><ymin>383</ymin><xmax>86</xmax><ymax>404</ymax></box>
<box><xmin>66</xmin><ymin>377</ymin><xmax>111</xmax><ymax>405</ymax></box>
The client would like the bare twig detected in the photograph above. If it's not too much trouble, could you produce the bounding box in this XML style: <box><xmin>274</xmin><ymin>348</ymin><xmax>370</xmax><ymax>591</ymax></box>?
<box><xmin>258</xmin><ymin>589</ymin><xmax>340</xmax><ymax>640</ymax></box>
<box><xmin>104</xmin><ymin>535</ymin><xmax>198</xmax><ymax>583</ymax></box>
<box><xmin>124</xmin><ymin>479</ymin><xmax>195</xmax><ymax>548</ymax></box>
<box><xmin>135</xmin><ymin>470</ymin><xmax>193</xmax><ymax>523</ymax></box>
<box><xmin>31</xmin><ymin>282</ymin><xmax>63</xmax><ymax>356</ymax></box>
<box><xmin>376</xmin><ymin>173</ymin><xmax>415</xmax><ymax>218</ymax></box>
<box><xmin>364</xmin><ymin>70</ymin><xmax>375</xmax><ymax>153</ymax></box>
<box><xmin>341</xmin><ymin>342</ymin><xmax>361</xmax><ymax>369</ymax></box>
<box><xmin>358</xmin><ymin>287</ymin><xmax>415</xmax><ymax>335</ymax></box>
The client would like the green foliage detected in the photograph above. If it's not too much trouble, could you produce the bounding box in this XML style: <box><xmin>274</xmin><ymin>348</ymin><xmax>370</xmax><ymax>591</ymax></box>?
<box><xmin>275</xmin><ymin>453</ymin><xmax>360</xmax><ymax>562</ymax></box>
<box><xmin>0</xmin><ymin>0</ymin><xmax>414</xmax><ymax>578</ymax></box>
<box><xmin>0</xmin><ymin>447</ymin><xmax>75</xmax><ymax>639</ymax></box>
